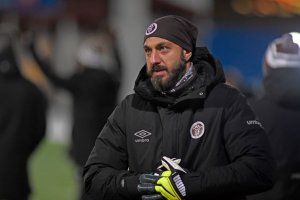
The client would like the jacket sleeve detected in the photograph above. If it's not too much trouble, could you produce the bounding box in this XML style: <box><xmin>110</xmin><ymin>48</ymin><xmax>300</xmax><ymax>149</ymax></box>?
<box><xmin>21</xmin><ymin>83</ymin><xmax>47</xmax><ymax>155</ymax></box>
<box><xmin>28</xmin><ymin>86</ymin><xmax>47</xmax><ymax>152</ymax></box>
<box><xmin>183</xmin><ymin>86</ymin><xmax>275</xmax><ymax>198</ymax></box>
<box><xmin>83</xmin><ymin>98</ymin><xmax>141</xmax><ymax>200</ymax></box>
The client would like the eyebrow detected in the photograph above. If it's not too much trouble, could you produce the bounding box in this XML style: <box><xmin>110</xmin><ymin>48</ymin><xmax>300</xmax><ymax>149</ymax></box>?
<box><xmin>144</xmin><ymin>41</ymin><xmax>170</xmax><ymax>49</ymax></box>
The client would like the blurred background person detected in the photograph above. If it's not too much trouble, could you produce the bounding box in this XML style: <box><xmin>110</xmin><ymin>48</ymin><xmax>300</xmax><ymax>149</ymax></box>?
<box><xmin>225</xmin><ymin>66</ymin><xmax>254</xmax><ymax>98</ymax></box>
<box><xmin>0</xmin><ymin>24</ymin><xmax>47</xmax><ymax>200</ymax></box>
<box><xmin>247</xmin><ymin>32</ymin><xmax>300</xmax><ymax>200</ymax></box>
<box><xmin>27</xmin><ymin>30</ymin><xmax>121</xmax><ymax>199</ymax></box>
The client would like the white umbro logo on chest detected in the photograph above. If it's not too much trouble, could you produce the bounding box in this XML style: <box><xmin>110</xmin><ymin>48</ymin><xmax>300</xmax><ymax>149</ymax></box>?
<box><xmin>134</xmin><ymin>130</ymin><xmax>152</xmax><ymax>143</ymax></box>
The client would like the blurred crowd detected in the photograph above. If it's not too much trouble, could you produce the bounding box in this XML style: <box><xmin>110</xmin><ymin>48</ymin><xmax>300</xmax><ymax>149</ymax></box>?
<box><xmin>0</xmin><ymin>16</ymin><xmax>122</xmax><ymax>200</ymax></box>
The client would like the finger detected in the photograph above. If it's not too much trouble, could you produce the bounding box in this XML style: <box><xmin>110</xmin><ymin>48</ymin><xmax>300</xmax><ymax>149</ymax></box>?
<box><xmin>137</xmin><ymin>183</ymin><xmax>156</xmax><ymax>193</ymax></box>
<box><xmin>139</xmin><ymin>173</ymin><xmax>159</xmax><ymax>183</ymax></box>
<box><xmin>142</xmin><ymin>194</ymin><xmax>164</xmax><ymax>200</ymax></box>
<box><xmin>155</xmin><ymin>185</ymin><xmax>177</xmax><ymax>200</ymax></box>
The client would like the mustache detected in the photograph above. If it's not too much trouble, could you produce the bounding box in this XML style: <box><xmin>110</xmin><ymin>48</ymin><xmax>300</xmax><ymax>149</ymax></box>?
<box><xmin>151</xmin><ymin>64</ymin><xmax>167</xmax><ymax>72</ymax></box>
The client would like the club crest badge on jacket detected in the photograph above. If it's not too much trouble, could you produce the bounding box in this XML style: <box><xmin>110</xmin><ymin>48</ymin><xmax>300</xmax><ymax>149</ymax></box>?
<box><xmin>190</xmin><ymin>121</ymin><xmax>205</xmax><ymax>139</ymax></box>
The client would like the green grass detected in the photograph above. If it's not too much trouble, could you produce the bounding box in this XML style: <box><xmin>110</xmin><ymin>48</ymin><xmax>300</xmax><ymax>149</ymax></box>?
<box><xmin>29</xmin><ymin>140</ymin><xmax>79</xmax><ymax>200</ymax></box>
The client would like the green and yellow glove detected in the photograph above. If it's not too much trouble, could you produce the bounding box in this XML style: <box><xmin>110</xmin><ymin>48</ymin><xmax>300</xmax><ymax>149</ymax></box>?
<box><xmin>138</xmin><ymin>157</ymin><xmax>187</xmax><ymax>200</ymax></box>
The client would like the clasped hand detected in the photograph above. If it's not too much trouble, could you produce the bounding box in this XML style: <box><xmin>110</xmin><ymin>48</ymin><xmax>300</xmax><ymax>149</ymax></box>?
<box><xmin>137</xmin><ymin>156</ymin><xmax>187</xmax><ymax>200</ymax></box>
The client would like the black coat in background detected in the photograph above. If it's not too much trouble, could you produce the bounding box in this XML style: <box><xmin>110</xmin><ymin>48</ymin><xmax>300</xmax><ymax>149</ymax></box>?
<box><xmin>248</xmin><ymin>68</ymin><xmax>300</xmax><ymax>200</ymax></box>
<box><xmin>30</xmin><ymin>44</ymin><xmax>120</xmax><ymax>168</ymax></box>
<box><xmin>0</xmin><ymin>59</ymin><xmax>47</xmax><ymax>199</ymax></box>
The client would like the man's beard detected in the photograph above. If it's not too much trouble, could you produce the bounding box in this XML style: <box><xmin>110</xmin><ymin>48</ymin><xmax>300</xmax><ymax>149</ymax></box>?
<box><xmin>147</xmin><ymin>53</ymin><xmax>187</xmax><ymax>92</ymax></box>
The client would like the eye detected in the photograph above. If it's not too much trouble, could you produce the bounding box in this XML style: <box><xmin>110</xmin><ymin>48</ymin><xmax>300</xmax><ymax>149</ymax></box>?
<box><xmin>159</xmin><ymin>45</ymin><xmax>169</xmax><ymax>52</ymax></box>
<box><xmin>144</xmin><ymin>47</ymin><xmax>151</xmax><ymax>55</ymax></box>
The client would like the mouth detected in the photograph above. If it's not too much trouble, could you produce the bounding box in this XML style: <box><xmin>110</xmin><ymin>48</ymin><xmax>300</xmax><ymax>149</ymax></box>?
<box><xmin>152</xmin><ymin>65</ymin><xmax>167</xmax><ymax>77</ymax></box>
<box><xmin>153</xmin><ymin>69</ymin><xmax>166</xmax><ymax>76</ymax></box>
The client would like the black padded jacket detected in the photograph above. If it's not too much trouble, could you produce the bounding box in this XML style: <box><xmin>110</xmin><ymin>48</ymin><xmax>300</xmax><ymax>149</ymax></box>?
<box><xmin>83</xmin><ymin>47</ymin><xmax>275</xmax><ymax>200</ymax></box>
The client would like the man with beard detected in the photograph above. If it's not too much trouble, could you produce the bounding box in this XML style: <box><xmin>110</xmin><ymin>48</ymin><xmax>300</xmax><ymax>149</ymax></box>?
<box><xmin>83</xmin><ymin>15</ymin><xmax>275</xmax><ymax>200</ymax></box>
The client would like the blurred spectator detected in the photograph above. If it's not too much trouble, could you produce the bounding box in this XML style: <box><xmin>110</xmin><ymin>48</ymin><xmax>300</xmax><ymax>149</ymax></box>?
<box><xmin>0</xmin><ymin>25</ymin><xmax>47</xmax><ymax>200</ymax></box>
<box><xmin>225</xmin><ymin>67</ymin><xmax>254</xmax><ymax>98</ymax></box>
<box><xmin>247</xmin><ymin>32</ymin><xmax>300</xmax><ymax>200</ymax></box>
<box><xmin>28</xmin><ymin>30</ymin><xmax>121</xmax><ymax>199</ymax></box>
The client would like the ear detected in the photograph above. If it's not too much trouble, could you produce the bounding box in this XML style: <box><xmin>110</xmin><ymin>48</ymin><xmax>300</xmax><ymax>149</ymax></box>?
<box><xmin>183</xmin><ymin>50</ymin><xmax>192</xmax><ymax>61</ymax></box>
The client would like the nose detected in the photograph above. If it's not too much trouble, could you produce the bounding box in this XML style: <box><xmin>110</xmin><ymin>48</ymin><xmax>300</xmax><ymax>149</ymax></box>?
<box><xmin>149</xmin><ymin>50</ymin><xmax>161</xmax><ymax>65</ymax></box>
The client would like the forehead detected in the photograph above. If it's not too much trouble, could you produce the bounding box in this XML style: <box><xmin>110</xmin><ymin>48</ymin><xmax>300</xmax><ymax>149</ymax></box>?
<box><xmin>144</xmin><ymin>37</ymin><xmax>180</xmax><ymax>48</ymax></box>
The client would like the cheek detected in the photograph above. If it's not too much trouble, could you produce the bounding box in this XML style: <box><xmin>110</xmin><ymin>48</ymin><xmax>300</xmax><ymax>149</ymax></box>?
<box><xmin>146</xmin><ymin>63</ymin><xmax>152</xmax><ymax>75</ymax></box>
<box><xmin>164</xmin><ymin>60</ymin><xmax>178</xmax><ymax>72</ymax></box>
<box><xmin>163</xmin><ymin>52</ymin><xmax>181</xmax><ymax>68</ymax></box>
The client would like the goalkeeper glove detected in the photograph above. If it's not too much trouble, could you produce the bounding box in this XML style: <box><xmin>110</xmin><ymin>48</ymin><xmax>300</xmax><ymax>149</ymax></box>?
<box><xmin>138</xmin><ymin>156</ymin><xmax>187</xmax><ymax>200</ymax></box>
<box><xmin>138</xmin><ymin>170</ymin><xmax>186</xmax><ymax>200</ymax></box>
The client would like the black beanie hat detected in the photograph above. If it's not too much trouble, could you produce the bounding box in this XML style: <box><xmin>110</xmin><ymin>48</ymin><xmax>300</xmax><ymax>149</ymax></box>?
<box><xmin>144</xmin><ymin>15</ymin><xmax>198</xmax><ymax>52</ymax></box>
